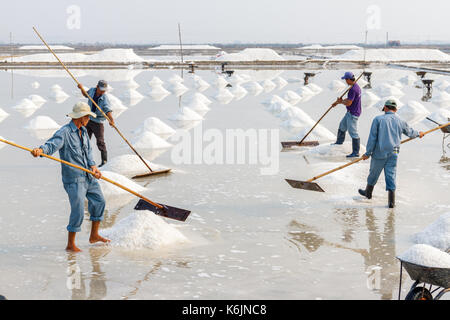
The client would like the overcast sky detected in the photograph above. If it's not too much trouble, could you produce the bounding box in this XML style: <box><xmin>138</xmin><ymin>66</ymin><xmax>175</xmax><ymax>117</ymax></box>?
<box><xmin>1</xmin><ymin>0</ymin><xmax>449</xmax><ymax>44</ymax></box>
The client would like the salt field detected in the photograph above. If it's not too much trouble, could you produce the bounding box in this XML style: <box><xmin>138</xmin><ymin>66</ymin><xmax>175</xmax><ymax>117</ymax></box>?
<box><xmin>0</xmin><ymin>62</ymin><xmax>449</xmax><ymax>300</ymax></box>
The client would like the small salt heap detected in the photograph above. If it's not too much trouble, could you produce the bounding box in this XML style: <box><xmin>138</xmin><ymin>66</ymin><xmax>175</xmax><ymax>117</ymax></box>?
<box><xmin>430</xmin><ymin>91</ymin><xmax>450</xmax><ymax>108</ymax></box>
<box><xmin>273</xmin><ymin>76</ymin><xmax>288</xmax><ymax>90</ymax></box>
<box><xmin>193</xmin><ymin>75</ymin><xmax>210</xmax><ymax>92</ymax></box>
<box><xmin>28</xmin><ymin>95</ymin><xmax>46</xmax><ymax>108</ymax></box>
<box><xmin>296</xmin><ymin>141</ymin><xmax>367</xmax><ymax>159</ymax></box>
<box><xmin>328</xmin><ymin>80</ymin><xmax>347</xmax><ymax>91</ymax></box>
<box><xmin>168</xmin><ymin>74</ymin><xmax>184</xmax><ymax>84</ymax></box>
<box><xmin>230</xmin><ymin>84</ymin><xmax>248</xmax><ymax>101</ymax></box>
<box><xmin>211</xmin><ymin>88</ymin><xmax>234</xmax><ymax>104</ymax></box>
<box><xmin>398</xmin><ymin>244</ymin><xmax>450</xmax><ymax>268</ymax></box>
<box><xmin>102</xmin><ymin>154</ymin><xmax>169</xmax><ymax>178</ymax></box>
<box><xmin>397</xmin><ymin>100</ymin><xmax>430</xmax><ymax>124</ymax></box>
<box><xmin>124</xmin><ymin>79</ymin><xmax>140</xmax><ymax>89</ymax></box>
<box><xmin>399</xmin><ymin>74</ymin><xmax>418</xmax><ymax>86</ymax></box>
<box><xmin>242</xmin><ymin>81</ymin><xmax>264</xmax><ymax>96</ymax></box>
<box><xmin>214</xmin><ymin>76</ymin><xmax>230</xmax><ymax>89</ymax></box>
<box><xmin>413</xmin><ymin>212</ymin><xmax>450</xmax><ymax>251</ymax></box>
<box><xmin>120</xmin><ymin>89</ymin><xmax>144</xmax><ymax>106</ymax></box>
<box><xmin>266</xmin><ymin>98</ymin><xmax>292</xmax><ymax>116</ymax></box>
<box><xmin>31</xmin><ymin>81</ymin><xmax>40</xmax><ymax>89</ymax></box>
<box><xmin>148</xmin><ymin>84</ymin><xmax>171</xmax><ymax>101</ymax></box>
<box><xmin>49</xmin><ymin>84</ymin><xmax>70</xmax><ymax>103</ymax></box>
<box><xmin>362</xmin><ymin>91</ymin><xmax>380</xmax><ymax>107</ymax></box>
<box><xmin>261</xmin><ymin>79</ymin><xmax>277</xmax><ymax>93</ymax></box>
<box><xmin>306</xmin><ymin>83</ymin><xmax>323</xmax><ymax>94</ymax></box>
<box><xmin>25</xmin><ymin>116</ymin><xmax>61</xmax><ymax>130</ymax></box>
<box><xmin>148</xmin><ymin>76</ymin><xmax>164</xmax><ymax>87</ymax></box>
<box><xmin>12</xmin><ymin>98</ymin><xmax>40</xmax><ymax>118</ymax></box>
<box><xmin>373</xmin><ymin>96</ymin><xmax>404</xmax><ymax>110</ymax></box>
<box><xmin>169</xmin><ymin>107</ymin><xmax>204</xmax><ymax>121</ymax></box>
<box><xmin>168</xmin><ymin>82</ymin><xmax>189</xmax><ymax>97</ymax></box>
<box><xmin>133</xmin><ymin>117</ymin><xmax>176</xmax><ymax>139</ymax></box>
<box><xmin>99</xmin><ymin>171</ymin><xmax>146</xmax><ymax>197</ymax></box>
<box><xmin>105</xmin><ymin>93</ymin><xmax>128</xmax><ymax>118</ymax></box>
<box><xmin>100</xmin><ymin>211</ymin><xmax>188</xmax><ymax>249</ymax></box>
<box><xmin>0</xmin><ymin>108</ymin><xmax>10</xmax><ymax>123</ymax></box>
<box><xmin>296</xmin><ymin>86</ymin><xmax>316</xmax><ymax>102</ymax></box>
<box><xmin>374</xmin><ymin>83</ymin><xmax>404</xmax><ymax>98</ymax></box>
<box><xmin>283</xmin><ymin>91</ymin><xmax>303</xmax><ymax>105</ymax></box>
<box><xmin>130</xmin><ymin>131</ymin><xmax>173</xmax><ymax>149</ymax></box>
<box><xmin>261</xmin><ymin>95</ymin><xmax>285</xmax><ymax>107</ymax></box>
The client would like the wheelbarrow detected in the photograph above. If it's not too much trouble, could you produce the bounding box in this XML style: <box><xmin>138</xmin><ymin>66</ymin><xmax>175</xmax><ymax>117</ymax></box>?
<box><xmin>397</xmin><ymin>258</ymin><xmax>450</xmax><ymax>300</ymax></box>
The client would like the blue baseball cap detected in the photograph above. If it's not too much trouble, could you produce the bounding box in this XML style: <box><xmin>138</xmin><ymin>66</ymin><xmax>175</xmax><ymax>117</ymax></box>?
<box><xmin>341</xmin><ymin>72</ymin><xmax>355</xmax><ymax>80</ymax></box>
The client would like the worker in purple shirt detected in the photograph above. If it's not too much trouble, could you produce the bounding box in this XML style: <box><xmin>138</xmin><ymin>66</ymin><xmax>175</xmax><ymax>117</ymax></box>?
<box><xmin>332</xmin><ymin>72</ymin><xmax>362</xmax><ymax>158</ymax></box>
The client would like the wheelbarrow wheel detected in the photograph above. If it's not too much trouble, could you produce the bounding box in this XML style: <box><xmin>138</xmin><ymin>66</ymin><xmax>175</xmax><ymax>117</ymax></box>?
<box><xmin>405</xmin><ymin>287</ymin><xmax>433</xmax><ymax>300</ymax></box>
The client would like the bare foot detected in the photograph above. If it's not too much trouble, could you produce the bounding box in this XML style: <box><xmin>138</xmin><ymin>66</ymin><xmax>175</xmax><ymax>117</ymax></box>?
<box><xmin>89</xmin><ymin>234</ymin><xmax>111</xmax><ymax>244</ymax></box>
<box><xmin>66</xmin><ymin>244</ymin><xmax>82</xmax><ymax>252</ymax></box>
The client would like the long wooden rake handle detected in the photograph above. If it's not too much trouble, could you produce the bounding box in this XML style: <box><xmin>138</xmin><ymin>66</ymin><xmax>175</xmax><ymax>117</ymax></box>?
<box><xmin>308</xmin><ymin>120</ymin><xmax>450</xmax><ymax>183</ymax></box>
<box><xmin>298</xmin><ymin>72</ymin><xmax>364</xmax><ymax>145</ymax></box>
<box><xmin>32</xmin><ymin>27</ymin><xmax>154</xmax><ymax>173</ymax></box>
<box><xmin>0</xmin><ymin>137</ymin><xmax>163</xmax><ymax>209</ymax></box>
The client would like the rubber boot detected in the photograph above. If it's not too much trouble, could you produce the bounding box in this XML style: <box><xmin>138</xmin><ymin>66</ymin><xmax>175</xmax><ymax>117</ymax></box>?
<box><xmin>346</xmin><ymin>138</ymin><xmax>360</xmax><ymax>158</ymax></box>
<box><xmin>333</xmin><ymin>129</ymin><xmax>346</xmax><ymax>145</ymax></box>
<box><xmin>388</xmin><ymin>190</ymin><xmax>395</xmax><ymax>208</ymax></box>
<box><xmin>99</xmin><ymin>151</ymin><xmax>107</xmax><ymax>168</ymax></box>
<box><xmin>358</xmin><ymin>184</ymin><xmax>374</xmax><ymax>199</ymax></box>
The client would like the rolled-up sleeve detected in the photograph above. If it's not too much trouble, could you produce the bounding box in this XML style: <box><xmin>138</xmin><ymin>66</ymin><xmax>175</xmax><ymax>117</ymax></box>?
<box><xmin>40</xmin><ymin>129</ymin><xmax>65</xmax><ymax>156</ymax></box>
<box><xmin>365</xmin><ymin>118</ymin><xmax>379</xmax><ymax>157</ymax></box>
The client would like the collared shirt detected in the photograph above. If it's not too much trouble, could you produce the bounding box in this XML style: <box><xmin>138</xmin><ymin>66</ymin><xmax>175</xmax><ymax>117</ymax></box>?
<box><xmin>86</xmin><ymin>88</ymin><xmax>112</xmax><ymax>123</ymax></box>
<box><xmin>346</xmin><ymin>83</ymin><xmax>362</xmax><ymax>117</ymax></box>
<box><xmin>365</xmin><ymin>111</ymin><xmax>420</xmax><ymax>159</ymax></box>
<box><xmin>40</xmin><ymin>121</ymin><xmax>96</xmax><ymax>184</ymax></box>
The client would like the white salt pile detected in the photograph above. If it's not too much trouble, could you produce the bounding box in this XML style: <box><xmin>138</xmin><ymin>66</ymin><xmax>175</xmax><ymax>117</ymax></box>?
<box><xmin>216</xmin><ymin>48</ymin><xmax>283</xmax><ymax>61</ymax></box>
<box><xmin>261</xmin><ymin>79</ymin><xmax>277</xmax><ymax>93</ymax></box>
<box><xmin>168</xmin><ymin>82</ymin><xmax>189</xmax><ymax>97</ymax></box>
<box><xmin>362</xmin><ymin>91</ymin><xmax>381</xmax><ymax>107</ymax></box>
<box><xmin>290</xmin><ymin>124</ymin><xmax>336</xmax><ymax>142</ymax></box>
<box><xmin>186</xmin><ymin>100</ymin><xmax>210</xmax><ymax>114</ymax></box>
<box><xmin>296</xmin><ymin>86</ymin><xmax>316</xmax><ymax>98</ymax></box>
<box><xmin>124</xmin><ymin>79</ymin><xmax>140</xmax><ymax>89</ymax></box>
<box><xmin>168</xmin><ymin>74</ymin><xmax>184</xmax><ymax>84</ymax></box>
<box><xmin>261</xmin><ymin>95</ymin><xmax>284</xmax><ymax>107</ymax></box>
<box><xmin>148</xmin><ymin>76</ymin><xmax>164</xmax><ymax>87</ymax></box>
<box><xmin>398</xmin><ymin>244</ymin><xmax>450</xmax><ymax>268</ymax></box>
<box><xmin>279</xmin><ymin>106</ymin><xmax>309</xmax><ymax>121</ymax></box>
<box><xmin>130</xmin><ymin>131</ymin><xmax>173</xmax><ymax>149</ymax></box>
<box><xmin>102</xmin><ymin>154</ymin><xmax>168</xmax><ymax>178</ymax></box>
<box><xmin>389</xmin><ymin>80</ymin><xmax>404</xmax><ymax>89</ymax></box>
<box><xmin>296</xmin><ymin>141</ymin><xmax>367</xmax><ymax>159</ymax></box>
<box><xmin>430</xmin><ymin>91</ymin><xmax>450</xmax><ymax>108</ymax></box>
<box><xmin>374</xmin><ymin>83</ymin><xmax>405</xmax><ymax>98</ymax></box>
<box><xmin>373</xmin><ymin>96</ymin><xmax>404</xmax><ymax>110</ymax></box>
<box><xmin>266</xmin><ymin>98</ymin><xmax>292</xmax><ymax>116</ymax></box>
<box><xmin>214</xmin><ymin>76</ymin><xmax>230</xmax><ymax>89</ymax></box>
<box><xmin>28</xmin><ymin>94</ymin><xmax>47</xmax><ymax>107</ymax></box>
<box><xmin>228</xmin><ymin>74</ymin><xmax>246</xmax><ymax>86</ymax></box>
<box><xmin>193</xmin><ymin>76</ymin><xmax>211</xmax><ymax>92</ymax></box>
<box><xmin>147</xmin><ymin>84</ymin><xmax>171</xmax><ymax>100</ymax></box>
<box><xmin>100</xmin><ymin>211</ymin><xmax>188</xmax><ymax>249</ymax></box>
<box><xmin>413</xmin><ymin>212</ymin><xmax>450</xmax><ymax>251</ymax></box>
<box><xmin>105</xmin><ymin>93</ymin><xmax>128</xmax><ymax>118</ymax></box>
<box><xmin>12</xmin><ymin>98</ymin><xmax>40</xmax><ymax>117</ymax></box>
<box><xmin>422</xmin><ymin>109</ymin><xmax>450</xmax><ymax>129</ymax></box>
<box><xmin>306</xmin><ymin>83</ymin><xmax>323</xmax><ymax>94</ymax></box>
<box><xmin>399</xmin><ymin>74</ymin><xmax>418</xmax><ymax>86</ymax></box>
<box><xmin>99</xmin><ymin>171</ymin><xmax>146</xmax><ymax>197</ymax></box>
<box><xmin>328</xmin><ymin>80</ymin><xmax>347</xmax><ymax>91</ymax></box>
<box><xmin>187</xmin><ymin>92</ymin><xmax>212</xmax><ymax>106</ymax></box>
<box><xmin>25</xmin><ymin>116</ymin><xmax>61</xmax><ymax>130</ymax></box>
<box><xmin>0</xmin><ymin>108</ymin><xmax>10</xmax><ymax>123</ymax></box>
<box><xmin>31</xmin><ymin>81</ymin><xmax>40</xmax><ymax>89</ymax></box>
<box><xmin>283</xmin><ymin>91</ymin><xmax>302</xmax><ymax>105</ymax></box>
<box><xmin>169</xmin><ymin>107</ymin><xmax>204</xmax><ymax>121</ymax></box>
<box><xmin>242</xmin><ymin>81</ymin><xmax>264</xmax><ymax>96</ymax></box>
<box><xmin>230</xmin><ymin>84</ymin><xmax>248</xmax><ymax>101</ymax></box>
<box><xmin>49</xmin><ymin>85</ymin><xmax>70</xmax><ymax>103</ymax></box>
<box><xmin>132</xmin><ymin>117</ymin><xmax>176</xmax><ymax>139</ymax></box>
<box><xmin>397</xmin><ymin>100</ymin><xmax>430</xmax><ymax>124</ymax></box>
<box><xmin>211</xmin><ymin>88</ymin><xmax>234</xmax><ymax>104</ymax></box>
<box><xmin>336</xmin><ymin>49</ymin><xmax>450</xmax><ymax>62</ymax></box>
<box><xmin>273</xmin><ymin>76</ymin><xmax>288</xmax><ymax>89</ymax></box>
<box><xmin>120</xmin><ymin>89</ymin><xmax>144</xmax><ymax>106</ymax></box>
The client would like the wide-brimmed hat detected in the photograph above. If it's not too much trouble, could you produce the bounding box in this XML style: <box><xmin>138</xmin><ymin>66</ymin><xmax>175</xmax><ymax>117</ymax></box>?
<box><xmin>67</xmin><ymin>102</ymin><xmax>97</xmax><ymax>119</ymax></box>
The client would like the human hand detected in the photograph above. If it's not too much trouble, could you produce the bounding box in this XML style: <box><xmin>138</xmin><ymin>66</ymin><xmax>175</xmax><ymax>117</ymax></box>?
<box><xmin>91</xmin><ymin>166</ymin><xmax>102</xmax><ymax>179</ymax></box>
<box><xmin>31</xmin><ymin>148</ymin><xmax>43</xmax><ymax>158</ymax></box>
<box><xmin>362</xmin><ymin>154</ymin><xmax>369</xmax><ymax>160</ymax></box>
<box><xmin>419</xmin><ymin>131</ymin><xmax>425</xmax><ymax>138</ymax></box>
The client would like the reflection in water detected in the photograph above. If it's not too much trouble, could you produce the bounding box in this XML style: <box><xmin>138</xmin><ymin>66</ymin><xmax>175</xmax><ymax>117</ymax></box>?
<box><xmin>67</xmin><ymin>247</ymin><xmax>110</xmax><ymax>300</ymax></box>
<box><xmin>287</xmin><ymin>208</ymin><xmax>398</xmax><ymax>300</ymax></box>
<box><xmin>122</xmin><ymin>261</ymin><xmax>162</xmax><ymax>300</ymax></box>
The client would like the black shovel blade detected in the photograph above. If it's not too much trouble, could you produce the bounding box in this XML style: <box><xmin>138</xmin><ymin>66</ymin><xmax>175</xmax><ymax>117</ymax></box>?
<box><xmin>281</xmin><ymin>141</ymin><xmax>320</xmax><ymax>149</ymax></box>
<box><xmin>285</xmin><ymin>179</ymin><xmax>325</xmax><ymax>192</ymax></box>
<box><xmin>134</xmin><ymin>199</ymin><xmax>191</xmax><ymax>222</ymax></box>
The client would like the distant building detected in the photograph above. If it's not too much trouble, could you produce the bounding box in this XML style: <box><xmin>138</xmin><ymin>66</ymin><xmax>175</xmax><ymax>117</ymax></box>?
<box><xmin>388</xmin><ymin>40</ymin><xmax>401</xmax><ymax>47</ymax></box>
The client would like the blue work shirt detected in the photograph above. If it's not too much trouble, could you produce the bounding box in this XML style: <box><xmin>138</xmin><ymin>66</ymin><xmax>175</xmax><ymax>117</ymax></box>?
<box><xmin>365</xmin><ymin>111</ymin><xmax>419</xmax><ymax>159</ymax></box>
<box><xmin>86</xmin><ymin>88</ymin><xmax>112</xmax><ymax>123</ymax></box>
<box><xmin>40</xmin><ymin>121</ymin><xmax>96</xmax><ymax>184</ymax></box>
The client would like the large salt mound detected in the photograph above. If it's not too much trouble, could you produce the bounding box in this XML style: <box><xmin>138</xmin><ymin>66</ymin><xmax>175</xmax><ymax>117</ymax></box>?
<box><xmin>133</xmin><ymin>117</ymin><xmax>176</xmax><ymax>139</ymax></box>
<box><xmin>148</xmin><ymin>76</ymin><xmax>164</xmax><ymax>87</ymax></box>
<box><xmin>16</xmin><ymin>48</ymin><xmax>144</xmax><ymax>63</ymax></box>
<box><xmin>398</xmin><ymin>244</ymin><xmax>450</xmax><ymax>268</ymax></box>
<box><xmin>283</xmin><ymin>91</ymin><xmax>302</xmax><ymax>105</ymax></box>
<box><xmin>430</xmin><ymin>91</ymin><xmax>450</xmax><ymax>107</ymax></box>
<box><xmin>100</xmin><ymin>211</ymin><xmax>188</xmax><ymax>249</ymax></box>
<box><xmin>362</xmin><ymin>91</ymin><xmax>381</xmax><ymax>107</ymax></box>
<box><xmin>211</xmin><ymin>88</ymin><xmax>234</xmax><ymax>104</ymax></box>
<box><xmin>374</xmin><ymin>83</ymin><xmax>405</xmax><ymax>98</ymax></box>
<box><xmin>216</xmin><ymin>48</ymin><xmax>284</xmax><ymax>61</ymax></box>
<box><xmin>422</xmin><ymin>109</ymin><xmax>450</xmax><ymax>129</ymax></box>
<box><xmin>273</xmin><ymin>76</ymin><xmax>288</xmax><ymax>89</ymax></box>
<box><xmin>105</xmin><ymin>93</ymin><xmax>128</xmax><ymax>118</ymax></box>
<box><xmin>130</xmin><ymin>131</ymin><xmax>173</xmax><ymax>149</ymax></box>
<box><xmin>242</xmin><ymin>81</ymin><xmax>264</xmax><ymax>96</ymax></box>
<box><xmin>169</xmin><ymin>107</ymin><xmax>204</xmax><ymax>121</ymax></box>
<box><xmin>99</xmin><ymin>171</ymin><xmax>146</xmax><ymax>197</ymax></box>
<box><xmin>413</xmin><ymin>212</ymin><xmax>450</xmax><ymax>251</ymax></box>
<box><xmin>328</xmin><ymin>80</ymin><xmax>347</xmax><ymax>91</ymax></box>
<box><xmin>397</xmin><ymin>100</ymin><xmax>430</xmax><ymax>124</ymax></box>
<box><xmin>0</xmin><ymin>108</ymin><xmax>10</xmax><ymax>123</ymax></box>
<box><xmin>102</xmin><ymin>154</ymin><xmax>168</xmax><ymax>178</ymax></box>
<box><xmin>230</xmin><ymin>84</ymin><xmax>248</xmax><ymax>101</ymax></box>
<box><xmin>25</xmin><ymin>116</ymin><xmax>61</xmax><ymax>130</ymax></box>
<box><xmin>336</xmin><ymin>49</ymin><xmax>450</xmax><ymax>62</ymax></box>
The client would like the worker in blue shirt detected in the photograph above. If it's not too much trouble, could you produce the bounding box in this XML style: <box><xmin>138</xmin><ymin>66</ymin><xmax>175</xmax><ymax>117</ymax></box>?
<box><xmin>31</xmin><ymin>102</ymin><xmax>110</xmax><ymax>252</ymax></box>
<box><xmin>78</xmin><ymin>80</ymin><xmax>114</xmax><ymax>167</ymax></box>
<box><xmin>358</xmin><ymin>99</ymin><xmax>424</xmax><ymax>208</ymax></box>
